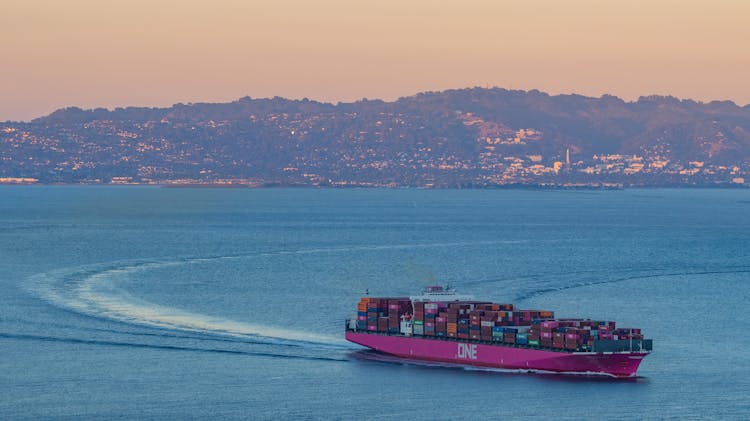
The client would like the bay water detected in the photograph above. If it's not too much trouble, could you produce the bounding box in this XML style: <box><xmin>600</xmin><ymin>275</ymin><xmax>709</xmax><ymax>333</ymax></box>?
<box><xmin>1</xmin><ymin>187</ymin><xmax>748</xmax><ymax>419</ymax></box>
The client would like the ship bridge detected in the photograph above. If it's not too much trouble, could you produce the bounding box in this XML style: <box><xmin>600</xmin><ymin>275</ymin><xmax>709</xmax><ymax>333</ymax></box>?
<box><xmin>409</xmin><ymin>285</ymin><xmax>474</xmax><ymax>302</ymax></box>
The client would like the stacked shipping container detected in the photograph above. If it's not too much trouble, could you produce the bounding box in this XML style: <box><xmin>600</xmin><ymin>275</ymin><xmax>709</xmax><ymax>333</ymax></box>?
<box><xmin>358</xmin><ymin>297</ymin><xmax>413</xmax><ymax>334</ymax></box>
<box><xmin>355</xmin><ymin>297</ymin><xmax>646</xmax><ymax>352</ymax></box>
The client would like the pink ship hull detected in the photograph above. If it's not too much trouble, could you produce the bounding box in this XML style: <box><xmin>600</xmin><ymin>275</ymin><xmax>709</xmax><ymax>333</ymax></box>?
<box><xmin>346</xmin><ymin>331</ymin><xmax>647</xmax><ymax>377</ymax></box>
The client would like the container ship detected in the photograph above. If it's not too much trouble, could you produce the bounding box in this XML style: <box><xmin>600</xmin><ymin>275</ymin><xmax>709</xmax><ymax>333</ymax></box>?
<box><xmin>345</xmin><ymin>286</ymin><xmax>652</xmax><ymax>377</ymax></box>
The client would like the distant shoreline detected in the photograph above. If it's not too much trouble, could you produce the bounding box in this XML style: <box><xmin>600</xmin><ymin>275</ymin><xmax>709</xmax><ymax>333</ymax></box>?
<box><xmin>1</xmin><ymin>182</ymin><xmax>747</xmax><ymax>190</ymax></box>
<box><xmin>3</xmin><ymin>88</ymin><xmax>748</xmax><ymax>191</ymax></box>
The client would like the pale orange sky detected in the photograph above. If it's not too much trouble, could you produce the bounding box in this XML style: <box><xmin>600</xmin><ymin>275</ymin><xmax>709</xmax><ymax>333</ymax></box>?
<box><xmin>1</xmin><ymin>0</ymin><xmax>748</xmax><ymax>121</ymax></box>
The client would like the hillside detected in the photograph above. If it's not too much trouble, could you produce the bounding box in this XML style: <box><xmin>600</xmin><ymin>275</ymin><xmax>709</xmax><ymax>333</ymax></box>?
<box><xmin>2</xmin><ymin>88</ymin><xmax>749</xmax><ymax>186</ymax></box>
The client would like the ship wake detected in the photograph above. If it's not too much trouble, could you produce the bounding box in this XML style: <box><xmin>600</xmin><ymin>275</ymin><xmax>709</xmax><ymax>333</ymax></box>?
<box><xmin>28</xmin><ymin>257</ymin><xmax>351</xmax><ymax>350</ymax></box>
<box><xmin>514</xmin><ymin>265</ymin><xmax>750</xmax><ymax>301</ymax></box>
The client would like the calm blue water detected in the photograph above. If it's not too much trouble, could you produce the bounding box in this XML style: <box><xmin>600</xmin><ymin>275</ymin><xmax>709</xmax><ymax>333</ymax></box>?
<box><xmin>1</xmin><ymin>187</ymin><xmax>749</xmax><ymax>419</ymax></box>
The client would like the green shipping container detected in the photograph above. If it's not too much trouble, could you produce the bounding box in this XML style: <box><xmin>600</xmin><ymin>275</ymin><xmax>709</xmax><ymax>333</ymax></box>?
<box><xmin>528</xmin><ymin>339</ymin><xmax>540</xmax><ymax>346</ymax></box>
<box><xmin>413</xmin><ymin>320</ymin><xmax>424</xmax><ymax>326</ymax></box>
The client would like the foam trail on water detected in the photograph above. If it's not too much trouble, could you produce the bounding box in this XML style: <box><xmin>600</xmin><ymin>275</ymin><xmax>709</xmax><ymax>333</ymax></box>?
<box><xmin>80</xmin><ymin>267</ymin><xmax>347</xmax><ymax>346</ymax></box>
<box><xmin>29</xmin><ymin>259</ymin><xmax>350</xmax><ymax>348</ymax></box>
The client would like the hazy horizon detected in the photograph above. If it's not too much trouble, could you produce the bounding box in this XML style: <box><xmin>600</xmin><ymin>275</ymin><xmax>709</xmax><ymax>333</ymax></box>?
<box><xmin>3</xmin><ymin>0</ymin><xmax>749</xmax><ymax>121</ymax></box>
<box><xmin>8</xmin><ymin>86</ymin><xmax>750</xmax><ymax>123</ymax></box>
